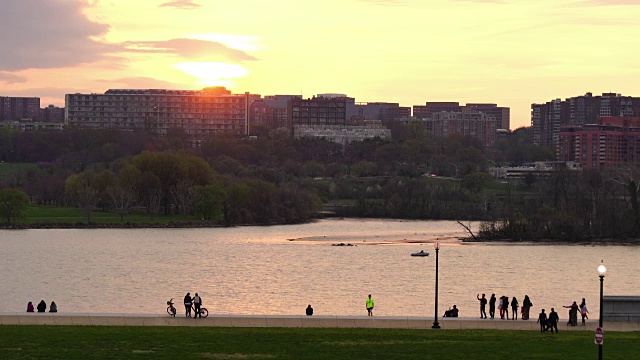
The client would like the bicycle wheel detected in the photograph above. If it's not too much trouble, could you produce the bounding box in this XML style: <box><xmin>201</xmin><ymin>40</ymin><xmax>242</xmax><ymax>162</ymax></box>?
<box><xmin>200</xmin><ymin>308</ymin><xmax>208</xmax><ymax>318</ymax></box>
<box><xmin>167</xmin><ymin>306</ymin><xmax>176</xmax><ymax>317</ymax></box>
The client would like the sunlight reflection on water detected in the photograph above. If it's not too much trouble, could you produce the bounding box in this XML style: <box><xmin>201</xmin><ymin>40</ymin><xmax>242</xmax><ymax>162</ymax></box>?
<box><xmin>1</xmin><ymin>219</ymin><xmax>637</xmax><ymax>319</ymax></box>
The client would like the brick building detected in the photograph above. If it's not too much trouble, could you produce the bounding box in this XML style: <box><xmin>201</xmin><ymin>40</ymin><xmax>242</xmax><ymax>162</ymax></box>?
<box><xmin>40</xmin><ymin>104</ymin><xmax>65</xmax><ymax>123</ymax></box>
<box><xmin>250</xmin><ymin>95</ymin><xmax>302</xmax><ymax>132</ymax></box>
<box><xmin>557</xmin><ymin>116</ymin><xmax>640</xmax><ymax>169</ymax></box>
<box><xmin>287</xmin><ymin>96</ymin><xmax>348</xmax><ymax>130</ymax></box>
<box><xmin>0</xmin><ymin>96</ymin><xmax>41</xmax><ymax>121</ymax></box>
<box><xmin>426</xmin><ymin>111</ymin><xmax>497</xmax><ymax>147</ymax></box>
<box><xmin>65</xmin><ymin>87</ymin><xmax>260</xmax><ymax>137</ymax></box>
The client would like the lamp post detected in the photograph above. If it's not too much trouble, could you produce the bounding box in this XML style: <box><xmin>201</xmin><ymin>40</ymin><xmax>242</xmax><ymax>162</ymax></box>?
<box><xmin>432</xmin><ymin>241</ymin><xmax>441</xmax><ymax>329</ymax></box>
<box><xmin>597</xmin><ymin>260</ymin><xmax>607</xmax><ymax>360</ymax></box>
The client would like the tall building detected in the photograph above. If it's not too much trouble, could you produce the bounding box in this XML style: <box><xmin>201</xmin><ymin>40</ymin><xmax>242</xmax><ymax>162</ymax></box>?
<box><xmin>464</xmin><ymin>103</ymin><xmax>510</xmax><ymax>130</ymax></box>
<box><xmin>347</xmin><ymin>102</ymin><xmax>410</xmax><ymax>122</ymax></box>
<box><xmin>427</xmin><ymin>111</ymin><xmax>496</xmax><ymax>146</ymax></box>
<box><xmin>558</xmin><ymin>116</ymin><xmax>640</xmax><ymax>169</ymax></box>
<box><xmin>532</xmin><ymin>92</ymin><xmax>640</xmax><ymax>147</ymax></box>
<box><xmin>287</xmin><ymin>96</ymin><xmax>348</xmax><ymax>130</ymax></box>
<box><xmin>413</xmin><ymin>102</ymin><xmax>461</xmax><ymax>119</ymax></box>
<box><xmin>40</xmin><ymin>104</ymin><xmax>65</xmax><ymax>123</ymax></box>
<box><xmin>0</xmin><ymin>96</ymin><xmax>41</xmax><ymax>121</ymax></box>
<box><xmin>250</xmin><ymin>95</ymin><xmax>302</xmax><ymax>131</ymax></box>
<box><xmin>65</xmin><ymin>87</ymin><xmax>260</xmax><ymax>137</ymax></box>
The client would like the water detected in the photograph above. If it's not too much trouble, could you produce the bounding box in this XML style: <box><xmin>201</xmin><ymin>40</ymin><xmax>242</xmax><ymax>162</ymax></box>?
<box><xmin>0</xmin><ymin>219</ymin><xmax>637</xmax><ymax>318</ymax></box>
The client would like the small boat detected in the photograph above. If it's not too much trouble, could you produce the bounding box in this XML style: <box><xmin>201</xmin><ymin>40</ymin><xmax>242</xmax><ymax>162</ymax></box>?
<box><xmin>411</xmin><ymin>250</ymin><xmax>429</xmax><ymax>257</ymax></box>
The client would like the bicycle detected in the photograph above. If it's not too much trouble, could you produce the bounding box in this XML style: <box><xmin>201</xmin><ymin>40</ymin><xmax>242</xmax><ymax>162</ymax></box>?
<box><xmin>191</xmin><ymin>303</ymin><xmax>209</xmax><ymax>318</ymax></box>
<box><xmin>167</xmin><ymin>298</ymin><xmax>177</xmax><ymax>316</ymax></box>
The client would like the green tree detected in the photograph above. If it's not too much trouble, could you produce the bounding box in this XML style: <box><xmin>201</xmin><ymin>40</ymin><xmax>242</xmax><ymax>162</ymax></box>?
<box><xmin>0</xmin><ymin>188</ymin><xmax>30</xmax><ymax>223</ymax></box>
<box><xmin>194</xmin><ymin>185</ymin><xmax>226</xmax><ymax>221</ymax></box>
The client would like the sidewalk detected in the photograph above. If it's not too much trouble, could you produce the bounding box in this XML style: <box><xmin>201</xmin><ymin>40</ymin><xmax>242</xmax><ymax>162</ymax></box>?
<box><xmin>1</xmin><ymin>313</ymin><xmax>638</xmax><ymax>331</ymax></box>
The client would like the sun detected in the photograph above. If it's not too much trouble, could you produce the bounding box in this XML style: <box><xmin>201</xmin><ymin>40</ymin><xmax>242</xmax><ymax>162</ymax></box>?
<box><xmin>174</xmin><ymin>62</ymin><xmax>250</xmax><ymax>87</ymax></box>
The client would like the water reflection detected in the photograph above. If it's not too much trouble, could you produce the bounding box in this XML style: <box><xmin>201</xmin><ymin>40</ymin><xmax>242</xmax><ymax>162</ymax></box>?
<box><xmin>0</xmin><ymin>219</ymin><xmax>636</xmax><ymax>318</ymax></box>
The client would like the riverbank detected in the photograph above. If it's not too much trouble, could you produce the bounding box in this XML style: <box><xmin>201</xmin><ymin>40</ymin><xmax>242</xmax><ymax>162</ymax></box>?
<box><xmin>1</xmin><ymin>324</ymin><xmax>638</xmax><ymax>360</ymax></box>
<box><xmin>2</xmin><ymin>313</ymin><xmax>638</xmax><ymax>332</ymax></box>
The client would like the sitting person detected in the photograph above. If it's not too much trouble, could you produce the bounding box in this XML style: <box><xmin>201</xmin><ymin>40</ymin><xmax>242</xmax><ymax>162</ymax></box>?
<box><xmin>49</xmin><ymin>301</ymin><xmax>57</xmax><ymax>313</ymax></box>
<box><xmin>443</xmin><ymin>305</ymin><xmax>459</xmax><ymax>317</ymax></box>
<box><xmin>37</xmin><ymin>300</ymin><xmax>46</xmax><ymax>313</ymax></box>
<box><xmin>26</xmin><ymin>302</ymin><xmax>34</xmax><ymax>313</ymax></box>
<box><xmin>306</xmin><ymin>304</ymin><xmax>313</xmax><ymax>316</ymax></box>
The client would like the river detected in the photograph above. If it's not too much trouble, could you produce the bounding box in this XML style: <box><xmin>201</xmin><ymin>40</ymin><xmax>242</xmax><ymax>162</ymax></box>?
<box><xmin>1</xmin><ymin>219</ymin><xmax>637</xmax><ymax>318</ymax></box>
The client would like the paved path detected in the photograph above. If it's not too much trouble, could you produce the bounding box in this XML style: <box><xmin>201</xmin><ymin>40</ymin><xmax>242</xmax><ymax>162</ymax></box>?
<box><xmin>1</xmin><ymin>313</ymin><xmax>638</xmax><ymax>331</ymax></box>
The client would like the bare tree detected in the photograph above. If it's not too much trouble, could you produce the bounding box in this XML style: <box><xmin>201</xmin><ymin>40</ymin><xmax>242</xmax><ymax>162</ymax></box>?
<box><xmin>170</xmin><ymin>179</ymin><xmax>196</xmax><ymax>216</ymax></box>
<box><xmin>107</xmin><ymin>185</ymin><xmax>138</xmax><ymax>222</ymax></box>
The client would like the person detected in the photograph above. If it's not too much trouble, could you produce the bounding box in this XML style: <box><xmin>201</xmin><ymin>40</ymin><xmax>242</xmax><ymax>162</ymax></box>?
<box><xmin>183</xmin><ymin>292</ymin><xmax>192</xmax><ymax>318</ymax></box>
<box><xmin>504</xmin><ymin>296</ymin><xmax>510</xmax><ymax>320</ymax></box>
<box><xmin>37</xmin><ymin>300</ymin><xmax>46</xmax><ymax>313</ymax></box>
<box><xmin>563</xmin><ymin>301</ymin><xmax>579</xmax><ymax>326</ymax></box>
<box><xmin>489</xmin><ymin>294</ymin><xmax>496</xmax><ymax>319</ymax></box>
<box><xmin>444</xmin><ymin>305</ymin><xmax>459</xmax><ymax>317</ymax></box>
<box><xmin>193</xmin><ymin>293</ymin><xmax>202</xmax><ymax>318</ymax></box>
<box><xmin>511</xmin><ymin>297</ymin><xmax>518</xmax><ymax>320</ymax></box>
<box><xmin>522</xmin><ymin>295</ymin><xmax>533</xmax><ymax>320</ymax></box>
<box><xmin>366</xmin><ymin>294</ymin><xmax>374</xmax><ymax>316</ymax></box>
<box><xmin>580</xmin><ymin>298</ymin><xmax>589</xmax><ymax>325</ymax></box>
<box><xmin>26</xmin><ymin>302</ymin><xmax>34</xmax><ymax>313</ymax></box>
<box><xmin>49</xmin><ymin>301</ymin><xmax>57</xmax><ymax>313</ymax></box>
<box><xmin>536</xmin><ymin>309</ymin><xmax>547</xmax><ymax>333</ymax></box>
<box><xmin>306</xmin><ymin>304</ymin><xmax>313</xmax><ymax>316</ymax></box>
<box><xmin>498</xmin><ymin>296</ymin><xmax>505</xmax><ymax>319</ymax></box>
<box><xmin>477</xmin><ymin>293</ymin><xmax>487</xmax><ymax>319</ymax></box>
<box><xmin>547</xmin><ymin>308</ymin><xmax>559</xmax><ymax>333</ymax></box>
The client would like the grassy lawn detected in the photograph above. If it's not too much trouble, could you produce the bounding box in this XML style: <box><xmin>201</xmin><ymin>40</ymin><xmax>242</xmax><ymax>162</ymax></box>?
<box><xmin>0</xmin><ymin>326</ymin><xmax>637</xmax><ymax>359</ymax></box>
<box><xmin>18</xmin><ymin>205</ymin><xmax>200</xmax><ymax>224</ymax></box>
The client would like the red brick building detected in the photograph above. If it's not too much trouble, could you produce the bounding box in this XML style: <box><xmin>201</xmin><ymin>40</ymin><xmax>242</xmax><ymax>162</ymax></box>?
<box><xmin>558</xmin><ymin>116</ymin><xmax>640</xmax><ymax>169</ymax></box>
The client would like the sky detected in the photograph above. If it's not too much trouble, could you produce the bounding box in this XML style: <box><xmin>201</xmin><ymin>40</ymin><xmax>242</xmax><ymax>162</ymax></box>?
<box><xmin>1</xmin><ymin>0</ymin><xmax>640</xmax><ymax>129</ymax></box>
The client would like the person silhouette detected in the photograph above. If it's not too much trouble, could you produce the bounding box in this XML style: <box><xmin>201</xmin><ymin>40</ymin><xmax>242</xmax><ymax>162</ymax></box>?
<box><xmin>306</xmin><ymin>304</ymin><xmax>313</xmax><ymax>316</ymax></box>
<box><xmin>477</xmin><ymin>293</ymin><xmax>487</xmax><ymax>319</ymax></box>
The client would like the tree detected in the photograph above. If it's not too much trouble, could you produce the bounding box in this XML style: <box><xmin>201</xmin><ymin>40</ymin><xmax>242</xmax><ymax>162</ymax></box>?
<box><xmin>0</xmin><ymin>188</ymin><xmax>29</xmax><ymax>223</ymax></box>
<box><xmin>194</xmin><ymin>185</ymin><xmax>226</xmax><ymax>221</ymax></box>
<box><xmin>106</xmin><ymin>184</ymin><xmax>138</xmax><ymax>222</ymax></box>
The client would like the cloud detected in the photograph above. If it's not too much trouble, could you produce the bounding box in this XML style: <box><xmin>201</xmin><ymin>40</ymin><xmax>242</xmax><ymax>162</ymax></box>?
<box><xmin>95</xmin><ymin>77</ymin><xmax>184</xmax><ymax>89</ymax></box>
<box><xmin>0</xmin><ymin>72</ymin><xmax>27</xmax><ymax>84</ymax></box>
<box><xmin>123</xmin><ymin>38</ymin><xmax>258</xmax><ymax>62</ymax></box>
<box><xmin>580</xmin><ymin>0</ymin><xmax>640</xmax><ymax>5</ymax></box>
<box><xmin>159</xmin><ymin>0</ymin><xmax>201</xmax><ymax>9</ymax></box>
<box><xmin>0</xmin><ymin>0</ymin><xmax>118</xmax><ymax>71</ymax></box>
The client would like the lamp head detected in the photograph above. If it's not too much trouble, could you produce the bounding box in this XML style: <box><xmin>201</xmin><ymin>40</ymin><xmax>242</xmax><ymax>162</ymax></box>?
<box><xmin>597</xmin><ymin>260</ymin><xmax>607</xmax><ymax>277</ymax></box>
<box><xmin>434</xmin><ymin>241</ymin><xmax>440</xmax><ymax>250</ymax></box>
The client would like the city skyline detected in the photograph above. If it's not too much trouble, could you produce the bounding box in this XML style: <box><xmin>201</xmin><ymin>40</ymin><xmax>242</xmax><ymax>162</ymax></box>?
<box><xmin>1</xmin><ymin>0</ymin><xmax>640</xmax><ymax>129</ymax></box>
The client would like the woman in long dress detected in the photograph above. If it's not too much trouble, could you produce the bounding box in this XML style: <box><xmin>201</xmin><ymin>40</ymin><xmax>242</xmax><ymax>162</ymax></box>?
<box><xmin>563</xmin><ymin>301</ymin><xmax>579</xmax><ymax>326</ymax></box>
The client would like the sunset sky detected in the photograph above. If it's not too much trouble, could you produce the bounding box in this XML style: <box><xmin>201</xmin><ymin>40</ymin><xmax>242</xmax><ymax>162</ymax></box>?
<box><xmin>1</xmin><ymin>0</ymin><xmax>640</xmax><ymax>129</ymax></box>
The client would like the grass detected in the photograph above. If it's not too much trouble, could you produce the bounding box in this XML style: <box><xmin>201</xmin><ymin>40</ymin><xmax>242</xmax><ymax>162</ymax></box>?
<box><xmin>0</xmin><ymin>326</ymin><xmax>637</xmax><ymax>359</ymax></box>
<box><xmin>17</xmin><ymin>205</ymin><xmax>200</xmax><ymax>225</ymax></box>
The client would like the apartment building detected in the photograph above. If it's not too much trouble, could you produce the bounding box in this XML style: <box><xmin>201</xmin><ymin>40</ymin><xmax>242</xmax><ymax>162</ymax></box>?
<box><xmin>427</xmin><ymin>111</ymin><xmax>497</xmax><ymax>146</ymax></box>
<box><xmin>250</xmin><ymin>95</ymin><xmax>302</xmax><ymax>131</ymax></box>
<box><xmin>65</xmin><ymin>87</ymin><xmax>260</xmax><ymax>137</ymax></box>
<box><xmin>558</xmin><ymin>116</ymin><xmax>640</xmax><ymax>169</ymax></box>
<box><xmin>0</xmin><ymin>96</ymin><xmax>41</xmax><ymax>121</ymax></box>
<box><xmin>287</xmin><ymin>96</ymin><xmax>348</xmax><ymax>130</ymax></box>
<box><xmin>532</xmin><ymin>92</ymin><xmax>640</xmax><ymax>147</ymax></box>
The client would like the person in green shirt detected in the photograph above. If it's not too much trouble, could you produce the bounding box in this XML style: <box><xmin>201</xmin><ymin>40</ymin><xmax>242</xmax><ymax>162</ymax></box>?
<box><xmin>366</xmin><ymin>294</ymin><xmax>374</xmax><ymax>316</ymax></box>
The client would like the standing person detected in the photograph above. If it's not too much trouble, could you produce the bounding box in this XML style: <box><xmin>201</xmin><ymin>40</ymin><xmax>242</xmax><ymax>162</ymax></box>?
<box><xmin>489</xmin><ymin>294</ymin><xmax>496</xmax><ymax>319</ymax></box>
<box><xmin>49</xmin><ymin>301</ymin><xmax>57</xmax><ymax>313</ymax></box>
<box><xmin>522</xmin><ymin>295</ymin><xmax>533</xmax><ymax>320</ymax></box>
<box><xmin>306</xmin><ymin>304</ymin><xmax>313</xmax><ymax>316</ymax></box>
<box><xmin>510</xmin><ymin>297</ymin><xmax>519</xmax><ymax>320</ymax></box>
<box><xmin>366</xmin><ymin>294</ymin><xmax>374</xmax><ymax>316</ymax></box>
<box><xmin>580</xmin><ymin>298</ymin><xmax>589</xmax><ymax>326</ymax></box>
<box><xmin>37</xmin><ymin>300</ymin><xmax>46</xmax><ymax>313</ymax></box>
<box><xmin>193</xmin><ymin>293</ymin><xmax>202</xmax><ymax>318</ymax></box>
<box><xmin>183</xmin><ymin>292</ymin><xmax>192</xmax><ymax>318</ymax></box>
<box><xmin>503</xmin><ymin>296</ymin><xmax>510</xmax><ymax>320</ymax></box>
<box><xmin>26</xmin><ymin>302</ymin><xmax>34</xmax><ymax>312</ymax></box>
<box><xmin>536</xmin><ymin>309</ymin><xmax>547</xmax><ymax>333</ymax></box>
<box><xmin>547</xmin><ymin>308</ymin><xmax>559</xmax><ymax>333</ymax></box>
<box><xmin>477</xmin><ymin>293</ymin><xmax>487</xmax><ymax>319</ymax></box>
<box><xmin>563</xmin><ymin>301</ymin><xmax>579</xmax><ymax>326</ymax></box>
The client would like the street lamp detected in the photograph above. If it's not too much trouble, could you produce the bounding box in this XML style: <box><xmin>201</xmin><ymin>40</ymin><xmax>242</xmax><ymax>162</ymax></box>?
<box><xmin>597</xmin><ymin>260</ymin><xmax>606</xmax><ymax>360</ymax></box>
<box><xmin>432</xmin><ymin>241</ymin><xmax>441</xmax><ymax>329</ymax></box>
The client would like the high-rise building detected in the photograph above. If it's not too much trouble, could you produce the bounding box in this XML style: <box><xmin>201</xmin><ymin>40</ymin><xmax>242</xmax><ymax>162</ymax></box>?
<box><xmin>532</xmin><ymin>92</ymin><xmax>640</xmax><ymax>147</ymax></box>
<box><xmin>287</xmin><ymin>96</ymin><xmax>348</xmax><ymax>130</ymax></box>
<box><xmin>558</xmin><ymin>116</ymin><xmax>640</xmax><ymax>169</ymax></box>
<box><xmin>413</xmin><ymin>102</ymin><xmax>461</xmax><ymax>119</ymax></box>
<box><xmin>0</xmin><ymin>96</ymin><xmax>41</xmax><ymax>121</ymax></box>
<box><xmin>40</xmin><ymin>104</ymin><xmax>65</xmax><ymax>123</ymax></box>
<box><xmin>250</xmin><ymin>95</ymin><xmax>302</xmax><ymax>131</ymax></box>
<box><xmin>426</xmin><ymin>111</ymin><xmax>497</xmax><ymax>146</ymax></box>
<box><xmin>65</xmin><ymin>87</ymin><xmax>260</xmax><ymax>137</ymax></box>
<box><xmin>464</xmin><ymin>103</ymin><xmax>510</xmax><ymax>130</ymax></box>
<box><xmin>347</xmin><ymin>102</ymin><xmax>410</xmax><ymax>122</ymax></box>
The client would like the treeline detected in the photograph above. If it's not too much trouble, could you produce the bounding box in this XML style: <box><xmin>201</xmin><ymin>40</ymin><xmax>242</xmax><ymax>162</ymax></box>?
<box><xmin>477</xmin><ymin>167</ymin><xmax>640</xmax><ymax>241</ymax></box>
<box><xmin>1</xmin><ymin>125</ymin><xmax>558</xmax><ymax>226</ymax></box>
